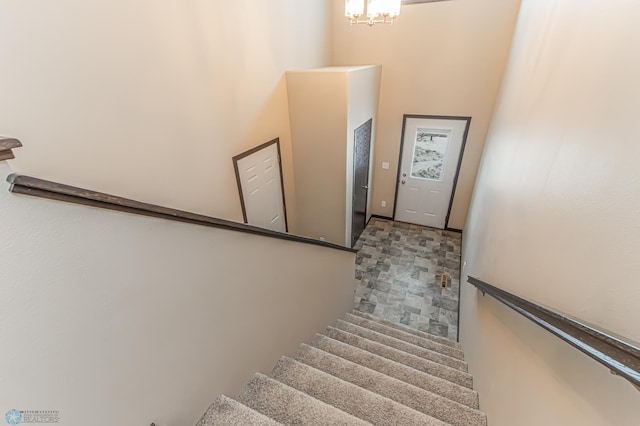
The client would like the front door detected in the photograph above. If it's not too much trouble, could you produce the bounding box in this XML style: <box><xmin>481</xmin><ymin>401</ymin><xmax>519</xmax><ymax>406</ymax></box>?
<box><xmin>233</xmin><ymin>138</ymin><xmax>287</xmax><ymax>233</ymax></box>
<box><xmin>352</xmin><ymin>119</ymin><xmax>373</xmax><ymax>247</ymax></box>
<box><xmin>394</xmin><ymin>115</ymin><xmax>470</xmax><ymax>229</ymax></box>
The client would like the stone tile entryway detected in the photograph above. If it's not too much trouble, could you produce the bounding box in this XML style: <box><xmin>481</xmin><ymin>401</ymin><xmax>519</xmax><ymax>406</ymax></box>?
<box><xmin>353</xmin><ymin>218</ymin><xmax>462</xmax><ymax>341</ymax></box>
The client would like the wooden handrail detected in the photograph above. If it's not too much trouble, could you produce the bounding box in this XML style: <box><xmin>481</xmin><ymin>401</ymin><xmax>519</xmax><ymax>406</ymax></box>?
<box><xmin>467</xmin><ymin>276</ymin><xmax>640</xmax><ymax>389</ymax></box>
<box><xmin>0</xmin><ymin>137</ymin><xmax>22</xmax><ymax>161</ymax></box>
<box><xmin>7</xmin><ymin>174</ymin><xmax>357</xmax><ymax>254</ymax></box>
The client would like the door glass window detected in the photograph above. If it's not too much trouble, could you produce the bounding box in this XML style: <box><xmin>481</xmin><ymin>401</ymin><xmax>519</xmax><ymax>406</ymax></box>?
<box><xmin>411</xmin><ymin>128</ymin><xmax>450</xmax><ymax>181</ymax></box>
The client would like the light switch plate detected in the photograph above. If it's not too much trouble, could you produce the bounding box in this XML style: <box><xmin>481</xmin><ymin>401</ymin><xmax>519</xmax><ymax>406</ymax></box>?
<box><xmin>382</xmin><ymin>161</ymin><xmax>390</xmax><ymax>169</ymax></box>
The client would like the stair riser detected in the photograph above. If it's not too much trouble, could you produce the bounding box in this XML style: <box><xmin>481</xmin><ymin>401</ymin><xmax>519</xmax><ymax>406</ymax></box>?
<box><xmin>351</xmin><ymin>310</ymin><xmax>462</xmax><ymax>349</ymax></box>
<box><xmin>345</xmin><ymin>313</ymin><xmax>465</xmax><ymax>360</ymax></box>
<box><xmin>335</xmin><ymin>319</ymin><xmax>468</xmax><ymax>372</ymax></box>
<box><xmin>325</xmin><ymin>326</ymin><xmax>473</xmax><ymax>388</ymax></box>
<box><xmin>197</xmin><ymin>311</ymin><xmax>487</xmax><ymax>426</ymax></box>
<box><xmin>312</xmin><ymin>334</ymin><xmax>479</xmax><ymax>409</ymax></box>
<box><xmin>294</xmin><ymin>345</ymin><xmax>487</xmax><ymax>426</ymax></box>
<box><xmin>272</xmin><ymin>357</ymin><xmax>447</xmax><ymax>426</ymax></box>
<box><xmin>196</xmin><ymin>395</ymin><xmax>281</xmax><ymax>426</ymax></box>
<box><xmin>239</xmin><ymin>373</ymin><xmax>370</xmax><ymax>426</ymax></box>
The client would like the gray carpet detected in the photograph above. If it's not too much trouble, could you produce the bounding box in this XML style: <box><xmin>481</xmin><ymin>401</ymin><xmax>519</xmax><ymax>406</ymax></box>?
<box><xmin>196</xmin><ymin>311</ymin><xmax>486</xmax><ymax>425</ymax></box>
<box><xmin>351</xmin><ymin>310</ymin><xmax>461</xmax><ymax>349</ymax></box>
<box><xmin>196</xmin><ymin>395</ymin><xmax>281</xmax><ymax>426</ymax></box>
<box><xmin>310</xmin><ymin>334</ymin><xmax>479</xmax><ymax>408</ymax></box>
<box><xmin>332</xmin><ymin>319</ymin><xmax>468</xmax><ymax>371</ymax></box>
<box><xmin>324</xmin><ymin>325</ymin><xmax>473</xmax><ymax>387</ymax></box>
<box><xmin>344</xmin><ymin>313</ymin><xmax>465</xmax><ymax>359</ymax></box>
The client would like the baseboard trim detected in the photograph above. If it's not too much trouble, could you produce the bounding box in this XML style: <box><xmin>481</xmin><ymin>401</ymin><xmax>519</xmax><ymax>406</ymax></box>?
<box><xmin>370</xmin><ymin>215</ymin><xmax>463</xmax><ymax>234</ymax></box>
<box><xmin>445</xmin><ymin>227</ymin><xmax>463</xmax><ymax>234</ymax></box>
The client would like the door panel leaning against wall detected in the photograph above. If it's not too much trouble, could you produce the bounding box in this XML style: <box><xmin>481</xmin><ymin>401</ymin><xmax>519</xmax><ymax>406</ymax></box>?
<box><xmin>233</xmin><ymin>138</ymin><xmax>288</xmax><ymax>233</ymax></box>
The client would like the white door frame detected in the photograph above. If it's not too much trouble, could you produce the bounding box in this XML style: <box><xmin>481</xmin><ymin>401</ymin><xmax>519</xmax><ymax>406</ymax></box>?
<box><xmin>393</xmin><ymin>115</ymin><xmax>471</xmax><ymax>230</ymax></box>
<box><xmin>233</xmin><ymin>138</ymin><xmax>288</xmax><ymax>232</ymax></box>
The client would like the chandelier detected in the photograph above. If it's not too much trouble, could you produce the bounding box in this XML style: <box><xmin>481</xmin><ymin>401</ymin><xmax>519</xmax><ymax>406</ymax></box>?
<box><xmin>345</xmin><ymin>0</ymin><xmax>402</xmax><ymax>26</ymax></box>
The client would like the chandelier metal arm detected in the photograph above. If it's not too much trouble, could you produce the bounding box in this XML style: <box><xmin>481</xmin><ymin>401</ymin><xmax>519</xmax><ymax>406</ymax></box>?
<box><xmin>348</xmin><ymin>13</ymin><xmax>398</xmax><ymax>26</ymax></box>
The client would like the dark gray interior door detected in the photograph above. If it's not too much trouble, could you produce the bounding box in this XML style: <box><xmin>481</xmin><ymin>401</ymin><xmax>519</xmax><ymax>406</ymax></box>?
<box><xmin>352</xmin><ymin>119</ymin><xmax>373</xmax><ymax>247</ymax></box>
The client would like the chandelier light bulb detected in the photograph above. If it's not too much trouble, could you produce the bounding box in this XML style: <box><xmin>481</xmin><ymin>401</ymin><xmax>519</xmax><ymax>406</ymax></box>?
<box><xmin>345</xmin><ymin>0</ymin><xmax>402</xmax><ymax>26</ymax></box>
<box><xmin>345</xmin><ymin>0</ymin><xmax>365</xmax><ymax>19</ymax></box>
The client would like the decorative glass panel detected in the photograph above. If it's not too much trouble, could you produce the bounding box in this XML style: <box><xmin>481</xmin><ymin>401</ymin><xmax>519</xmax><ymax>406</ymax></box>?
<box><xmin>410</xmin><ymin>128</ymin><xmax>450</xmax><ymax>181</ymax></box>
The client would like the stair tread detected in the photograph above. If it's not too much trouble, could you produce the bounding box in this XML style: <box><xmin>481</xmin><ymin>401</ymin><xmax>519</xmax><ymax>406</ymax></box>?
<box><xmin>238</xmin><ymin>373</ymin><xmax>371</xmax><ymax>426</ymax></box>
<box><xmin>352</xmin><ymin>310</ymin><xmax>462</xmax><ymax>349</ymax></box>
<box><xmin>335</xmin><ymin>319</ymin><xmax>468</xmax><ymax>372</ymax></box>
<box><xmin>196</xmin><ymin>310</ymin><xmax>484</xmax><ymax>425</ymax></box>
<box><xmin>311</xmin><ymin>334</ymin><xmax>479</xmax><ymax>409</ymax></box>
<box><xmin>271</xmin><ymin>356</ymin><xmax>448</xmax><ymax>426</ymax></box>
<box><xmin>196</xmin><ymin>395</ymin><xmax>282</xmax><ymax>426</ymax></box>
<box><xmin>294</xmin><ymin>344</ymin><xmax>487</xmax><ymax>426</ymax></box>
<box><xmin>345</xmin><ymin>312</ymin><xmax>465</xmax><ymax>360</ymax></box>
<box><xmin>325</xmin><ymin>326</ymin><xmax>473</xmax><ymax>388</ymax></box>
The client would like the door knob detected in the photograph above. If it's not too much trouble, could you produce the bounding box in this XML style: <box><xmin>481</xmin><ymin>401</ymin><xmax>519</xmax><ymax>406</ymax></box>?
<box><xmin>401</xmin><ymin>180</ymin><xmax>406</xmax><ymax>185</ymax></box>
<box><xmin>402</xmin><ymin>173</ymin><xmax>406</xmax><ymax>177</ymax></box>
<box><xmin>362</xmin><ymin>185</ymin><xmax>369</xmax><ymax>190</ymax></box>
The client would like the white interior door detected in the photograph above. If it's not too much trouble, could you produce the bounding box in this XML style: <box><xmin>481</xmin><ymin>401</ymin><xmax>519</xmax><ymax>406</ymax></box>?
<box><xmin>234</xmin><ymin>139</ymin><xmax>287</xmax><ymax>232</ymax></box>
<box><xmin>394</xmin><ymin>116</ymin><xmax>470</xmax><ymax>229</ymax></box>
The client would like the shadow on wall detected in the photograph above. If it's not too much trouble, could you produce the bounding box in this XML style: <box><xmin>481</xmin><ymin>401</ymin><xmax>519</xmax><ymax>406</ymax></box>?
<box><xmin>461</xmin><ymin>280</ymin><xmax>640</xmax><ymax>426</ymax></box>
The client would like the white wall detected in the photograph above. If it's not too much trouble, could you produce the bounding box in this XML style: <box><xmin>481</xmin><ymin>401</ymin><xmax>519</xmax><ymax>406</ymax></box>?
<box><xmin>333</xmin><ymin>0</ymin><xmax>521</xmax><ymax>229</ymax></box>
<box><xmin>461</xmin><ymin>0</ymin><xmax>640</xmax><ymax>424</ymax></box>
<box><xmin>0</xmin><ymin>0</ymin><xmax>334</xmax><ymax>228</ymax></box>
<box><xmin>0</xmin><ymin>162</ymin><xmax>356</xmax><ymax>426</ymax></box>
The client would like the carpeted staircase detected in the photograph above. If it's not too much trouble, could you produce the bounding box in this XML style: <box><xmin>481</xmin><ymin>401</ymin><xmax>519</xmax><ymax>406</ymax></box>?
<box><xmin>196</xmin><ymin>310</ymin><xmax>486</xmax><ymax>425</ymax></box>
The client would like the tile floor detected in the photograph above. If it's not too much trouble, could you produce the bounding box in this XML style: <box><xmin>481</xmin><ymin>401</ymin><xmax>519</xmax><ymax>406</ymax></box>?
<box><xmin>353</xmin><ymin>217</ymin><xmax>462</xmax><ymax>341</ymax></box>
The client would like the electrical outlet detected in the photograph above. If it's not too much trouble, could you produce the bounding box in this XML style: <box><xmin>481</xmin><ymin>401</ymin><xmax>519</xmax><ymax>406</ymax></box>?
<box><xmin>381</xmin><ymin>200</ymin><xmax>386</xmax><ymax>207</ymax></box>
<box><xmin>382</xmin><ymin>161</ymin><xmax>390</xmax><ymax>169</ymax></box>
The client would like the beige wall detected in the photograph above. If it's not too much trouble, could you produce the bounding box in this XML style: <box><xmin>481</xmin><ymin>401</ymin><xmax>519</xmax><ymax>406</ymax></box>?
<box><xmin>332</xmin><ymin>0</ymin><xmax>521</xmax><ymax>229</ymax></box>
<box><xmin>286</xmin><ymin>69</ymin><xmax>349</xmax><ymax>244</ymax></box>
<box><xmin>346</xmin><ymin>66</ymin><xmax>382</xmax><ymax>243</ymax></box>
<box><xmin>286</xmin><ymin>66</ymin><xmax>381</xmax><ymax>246</ymax></box>
<box><xmin>0</xmin><ymin>0</ymin><xmax>333</xmax><ymax>227</ymax></box>
<box><xmin>460</xmin><ymin>0</ymin><xmax>640</xmax><ymax>424</ymax></box>
<box><xmin>0</xmin><ymin>161</ymin><xmax>356</xmax><ymax>426</ymax></box>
